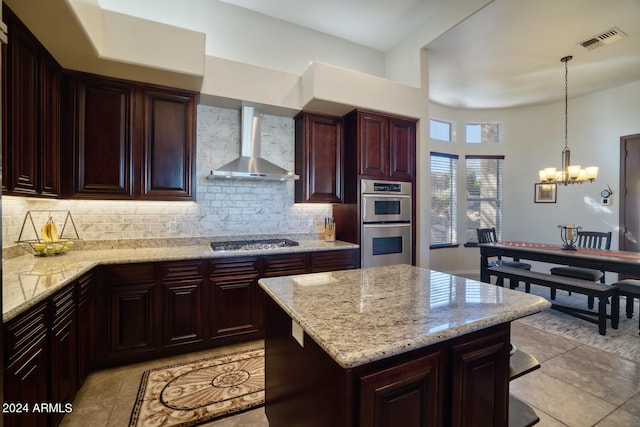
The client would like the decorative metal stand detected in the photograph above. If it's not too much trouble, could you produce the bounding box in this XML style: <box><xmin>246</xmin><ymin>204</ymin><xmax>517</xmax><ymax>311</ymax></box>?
<box><xmin>558</xmin><ymin>224</ymin><xmax>581</xmax><ymax>250</ymax></box>
<box><xmin>17</xmin><ymin>210</ymin><xmax>80</xmax><ymax>256</ymax></box>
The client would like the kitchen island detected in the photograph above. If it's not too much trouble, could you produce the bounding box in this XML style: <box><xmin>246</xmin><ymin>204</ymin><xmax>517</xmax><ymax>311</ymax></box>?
<box><xmin>258</xmin><ymin>264</ymin><xmax>551</xmax><ymax>427</ymax></box>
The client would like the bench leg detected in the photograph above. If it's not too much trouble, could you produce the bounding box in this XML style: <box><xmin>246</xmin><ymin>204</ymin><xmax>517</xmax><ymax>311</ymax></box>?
<box><xmin>550</xmin><ymin>288</ymin><xmax>556</xmax><ymax>300</ymax></box>
<box><xmin>525</xmin><ymin>281</ymin><xmax>531</xmax><ymax>293</ymax></box>
<box><xmin>588</xmin><ymin>295</ymin><xmax>595</xmax><ymax>310</ymax></box>
<box><xmin>626</xmin><ymin>296</ymin><xmax>634</xmax><ymax>319</ymax></box>
<box><xmin>611</xmin><ymin>295</ymin><xmax>619</xmax><ymax>330</ymax></box>
<box><xmin>598</xmin><ymin>296</ymin><xmax>608</xmax><ymax>335</ymax></box>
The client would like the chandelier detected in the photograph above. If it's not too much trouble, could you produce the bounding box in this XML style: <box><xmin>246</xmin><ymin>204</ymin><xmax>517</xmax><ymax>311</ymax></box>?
<box><xmin>538</xmin><ymin>56</ymin><xmax>598</xmax><ymax>185</ymax></box>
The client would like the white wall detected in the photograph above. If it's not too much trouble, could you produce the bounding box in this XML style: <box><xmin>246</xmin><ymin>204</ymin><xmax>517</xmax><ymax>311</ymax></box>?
<box><xmin>428</xmin><ymin>79</ymin><xmax>640</xmax><ymax>276</ymax></box>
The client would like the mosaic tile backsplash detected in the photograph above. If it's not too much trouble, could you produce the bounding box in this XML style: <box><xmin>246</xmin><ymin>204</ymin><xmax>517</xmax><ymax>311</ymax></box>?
<box><xmin>2</xmin><ymin>105</ymin><xmax>332</xmax><ymax>248</ymax></box>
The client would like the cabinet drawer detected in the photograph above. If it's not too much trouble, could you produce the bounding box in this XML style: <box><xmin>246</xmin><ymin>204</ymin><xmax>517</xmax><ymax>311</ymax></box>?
<box><xmin>5</xmin><ymin>303</ymin><xmax>48</xmax><ymax>363</ymax></box>
<box><xmin>162</xmin><ymin>260</ymin><xmax>204</xmax><ymax>281</ymax></box>
<box><xmin>210</xmin><ymin>257</ymin><xmax>260</xmax><ymax>277</ymax></box>
<box><xmin>77</xmin><ymin>272</ymin><xmax>94</xmax><ymax>301</ymax></box>
<box><xmin>263</xmin><ymin>253</ymin><xmax>309</xmax><ymax>277</ymax></box>
<box><xmin>310</xmin><ymin>250</ymin><xmax>357</xmax><ymax>272</ymax></box>
<box><xmin>52</xmin><ymin>285</ymin><xmax>75</xmax><ymax>324</ymax></box>
<box><xmin>107</xmin><ymin>263</ymin><xmax>155</xmax><ymax>285</ymax></box>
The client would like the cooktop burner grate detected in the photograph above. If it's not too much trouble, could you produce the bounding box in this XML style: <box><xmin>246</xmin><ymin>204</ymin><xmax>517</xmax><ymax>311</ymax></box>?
<box><xmin>211</xmin><ymin>238</ymin><xmax>299</xmax><ymax>251</ymax></box>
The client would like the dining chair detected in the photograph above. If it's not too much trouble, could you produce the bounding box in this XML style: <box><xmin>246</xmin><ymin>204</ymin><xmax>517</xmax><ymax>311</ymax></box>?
<box><xmin>611</xmin><ymin>279</ymin><xmax>640</xmax><ymax>335</ymax></box>
<box><xmin>549</xmin><ymin>230</ymin><xmax>612</xmax><ymax>306</ymax></box>
<box><xmin>477</xmin><ymin>227</ymin><xmax>532</xmax><ymax>287</ymax></box>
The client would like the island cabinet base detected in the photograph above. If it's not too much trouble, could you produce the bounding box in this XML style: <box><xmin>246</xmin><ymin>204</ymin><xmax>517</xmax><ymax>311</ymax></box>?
<box><xmin>264</xmin><ymin>298</ymin><xmax>511</xmax><ymax>427</ymax></box>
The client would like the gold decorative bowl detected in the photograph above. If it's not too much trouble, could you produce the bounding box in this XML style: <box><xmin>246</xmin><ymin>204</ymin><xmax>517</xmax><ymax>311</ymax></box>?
<box><xmin>24</xmin><ymin>240</ymin><xmax>75</xmax><ymax>256</ymax></box>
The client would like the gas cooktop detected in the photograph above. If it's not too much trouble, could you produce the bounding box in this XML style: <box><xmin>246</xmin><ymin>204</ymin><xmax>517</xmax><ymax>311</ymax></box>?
<box><xmin>211</xmin><ymin>238</ymin><xmax>299</xmax><ymax>252</ymax></box>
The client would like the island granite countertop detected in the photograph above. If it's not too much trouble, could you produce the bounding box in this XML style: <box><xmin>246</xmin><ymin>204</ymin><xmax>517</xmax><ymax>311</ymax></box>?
<box><xmin>3</xmin><ymin>238</ymin><xmax>358</xmax><ymax>322</ymax></box>
<box><xmin>258</xmin><ymin>264</ymin><xmax>551</xmax><ymax>369</ymax></box>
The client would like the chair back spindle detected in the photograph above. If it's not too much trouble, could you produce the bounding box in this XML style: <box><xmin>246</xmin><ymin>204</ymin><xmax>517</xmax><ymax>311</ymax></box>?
<box><xmin>576</xmin><ymin>231</ymin><xmax>612</xmax><ymax>250</ymax></box>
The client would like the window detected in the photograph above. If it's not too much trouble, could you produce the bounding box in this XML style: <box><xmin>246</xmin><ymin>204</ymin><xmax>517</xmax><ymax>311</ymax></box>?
<box><xmin>466</xmin><ymin>155</ymin><xmax>504</xmax><ymax>242</ymax></box>
<box><xmin>430</xmin><ymin>152</ymin><xmax>458</xmax><ymax>247</ymax></box>
<box><xmin>466</xmin><ymin>123</ymin><xmax>501</xmax><ymax>144</ymax></box>
<box><xmin>430</xmin><ymin>119</ymin><xmax>452</xmax><ymax>142</ymax></box>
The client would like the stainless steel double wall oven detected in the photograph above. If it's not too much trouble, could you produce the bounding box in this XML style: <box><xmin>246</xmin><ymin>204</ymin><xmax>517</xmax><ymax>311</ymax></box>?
<box><xmin>361</xmin><ymin>179</ymin><xmax>412</xmax><ymax>267</ymax></box>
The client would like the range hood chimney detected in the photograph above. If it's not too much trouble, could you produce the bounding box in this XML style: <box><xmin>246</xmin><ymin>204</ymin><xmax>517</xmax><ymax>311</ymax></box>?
<box><xmin>208</xmin><ymin>105</ymin><xmax>299</xmax><ymax>181</ymax></box>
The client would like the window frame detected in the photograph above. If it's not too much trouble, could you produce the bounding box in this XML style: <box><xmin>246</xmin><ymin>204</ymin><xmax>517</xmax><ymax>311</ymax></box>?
<box><xmin>465</xmin><ymin>122</ymin><xmax>502</xmax><ymax>144</ymax></box>
<box><xmin>430</xmin><ymin>119</ymin><xmax>453</xmax><ymax>142</ymax></box>
<box><xmin>430</xmin><ymin>151</ymin><xmax>459</xmax><ymax>249</ymax></box>
<box><xmin>465</xmin><ymin>155</ymin><xmax>505</xmax><ymax>244</ymax></box>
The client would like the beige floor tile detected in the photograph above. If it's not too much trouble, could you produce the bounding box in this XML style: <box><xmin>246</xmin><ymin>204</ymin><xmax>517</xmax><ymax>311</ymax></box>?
<box><xmin>528</xmin><ymin>406</ymin><xmax>569</xmax><ymax>426</ymax></box>
<box><xmin>202</xmin><ymin>407</ymin><xmax>268</xmax><ymax>426</ymax></box>
<box><xmin>58</xmin><ymin>401</ymin><xmax>112</xmax><ymax>427</ymax></box>
<box><xmin>618</xmin><ymin>391</ymin><xmax>640</xmax><ymax>417</ymax></box>
<box><xmin>540</xmin><ymin>344</ymin><xmax>640</xmax><ymax>406</ymax></box>
<box><xmin>511</xmin><ymin>320</ymin><xmax>579</xmax><ymax>363</ymax></box>
<box><xmin>594</xmin><ymin>407</ymin><xmax>639</xmax><ymax>426</ymax></box>
<box><xmin>511</xmin><ymin>370</ymin><xmax>616</xmax><ymax>427</ymax></box>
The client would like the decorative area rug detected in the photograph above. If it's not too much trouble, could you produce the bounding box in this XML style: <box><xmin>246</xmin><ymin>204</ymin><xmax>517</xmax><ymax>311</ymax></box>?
<box><xmin>129</xmin><ymin>348</ymin><xmax>264</xmax><ymax>427</ymax></box>
<box><xmin>515</xmin><ymin>284</ymin><xmax>640</xmax><ymax>362</ymax></box>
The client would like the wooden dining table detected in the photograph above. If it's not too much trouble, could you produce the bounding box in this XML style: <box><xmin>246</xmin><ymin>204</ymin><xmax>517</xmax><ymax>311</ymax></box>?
<box><xmin>479</xmin><ymin>241</ymin><xmax>640</xmax><ymax>283</ymax></box>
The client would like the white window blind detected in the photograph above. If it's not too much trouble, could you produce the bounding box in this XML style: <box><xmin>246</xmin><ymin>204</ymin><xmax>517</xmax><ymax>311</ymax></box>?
<box><xmin>430</xmin><ymin>152</ymin><xmax>458</xmax><ymax>247</ymax></box>
<box><xmin>466</xmin><ymin>155</ymin><xmax>504</xmax><ymax>242</ymax></box>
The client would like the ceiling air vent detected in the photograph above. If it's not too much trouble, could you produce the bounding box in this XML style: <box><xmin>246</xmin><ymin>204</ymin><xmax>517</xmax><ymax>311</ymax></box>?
<box><xmin>579</xmin><ymin>27</ymin><xmax>627</xmax><ymax>50</ymax></box>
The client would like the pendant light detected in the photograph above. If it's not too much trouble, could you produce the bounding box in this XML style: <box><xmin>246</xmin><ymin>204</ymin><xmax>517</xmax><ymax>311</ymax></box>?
<box><xmin>538</xmin><ymin>56</ymin><xmax>598</xmax><ymax>185</ymax></box>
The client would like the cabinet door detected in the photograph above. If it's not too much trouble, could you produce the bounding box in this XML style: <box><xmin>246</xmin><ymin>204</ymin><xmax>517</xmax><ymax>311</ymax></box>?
<box><xmin>142</xmin><ymin>88</ymin><xmax>196</xmax><ymax>200</ymax></box>
<box><xmin>5</xmin><ymin>14</ymin><xmax>39</xmax><ymax>195</ymax></box>
<box><xmin>358</xmin><ymin>112</ymin><xmax>388</xmax><ymax>179</ymax></box>
<box><xmin>161</xmin><ymin>261</ymin><xmax>205</xmax><ymax>348</ymax></box>
<box><xmin>51</xmin><ymin>310</ymin><xmax>77</xmax><ymax>426</ymax></box>
<box><xmin>295</xmin><ymin>112</ymin><xmax>343</xmax><ymax>203</ymax></box>
<box><xmin>76</xmin><ymin>272</ymin><xmax>95</xmax><ymax>387</ymax></box>
<box><xmin>388</xmin><ymin>118</ymin><xmax>415</xmax><ymax>182</ymax></box>
<box><xmin>106</xmin><ymin>264</ymin><xmax>158</xmax><ymax>360</ymax></box>
<box><xmin>359</xmin><ymin>352</ymin><xmax>443</xmax><ymax>427</ymax></box>
<box><xmin>73</xmin><ymin>76</ymin><xmax>135</xmax><ymax>198</ymax></box>
<box><xmin>4</xmin><ymin>303</ymin><xmax>49</xmax><ymax>427</ymax></box>
<box><xmin>450</xmin><ymin>326</ymin><xmax>510</xmax><ymax>427</ymax></box>
<box><xmin>210</xmin><ymin>257</ymin><xmax>261</xmax><ymax>338</ymax></box>
<box><xmin>4</xmin><ymin>335</ymin><xmax>49</xmax><ymax>427</ymax></box>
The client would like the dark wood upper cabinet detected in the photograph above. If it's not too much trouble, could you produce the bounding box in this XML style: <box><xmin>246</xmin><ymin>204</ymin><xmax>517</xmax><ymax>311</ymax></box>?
<box><xmin>70</xmin><ymin>76</ymin><xmax>135</xmax><ymax>198</ymax></box>
<box><xmin>344</xmin><ymin>109</ymin><xmax>416</xmax><ymax>183</ymax></box>
<box><xmin>3</xmin><ymin>5</ymin><xmax>197</xmax><ymax>201</ymax></box>
<box><xmin>388</xmin><ymin>117</ymin><xmax>416</xmax><ymax>181</ymax></box>
<box><xmin>2</xmin><ymin>5</ymin><xmax>61</xmax><ymax>197</ymax></box>
<box><xmin>63</xmin><ymin>72</ymin><xmax>197</xmax><ymax>200</ymax></box>
<box><xmin>295</xmin><ymin>111</ymin><xmax>344</xmax><ymax>203</ymax></box>
<box><xmin>142</xmin><ymin>88</ymin><xmax>196</xmax><ymax>200</ymax></box>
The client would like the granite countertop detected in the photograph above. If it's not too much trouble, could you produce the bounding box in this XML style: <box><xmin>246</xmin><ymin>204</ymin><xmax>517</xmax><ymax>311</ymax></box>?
<box><xmin>2</xmin><ymin>238</ymin><xmax>359</xmax><ymax>323</ymax></box>
<box><xmin>258</xmin><ymin>264</ymin><xmax>551</xmax><ymax>369</ymax></box>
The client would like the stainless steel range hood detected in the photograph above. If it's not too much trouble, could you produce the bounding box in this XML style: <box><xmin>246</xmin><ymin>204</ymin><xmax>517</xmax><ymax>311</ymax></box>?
<box><xmin>208</xmin><ymin>106</ymin><xmax>299</xmax><ymax>181</ymax></box>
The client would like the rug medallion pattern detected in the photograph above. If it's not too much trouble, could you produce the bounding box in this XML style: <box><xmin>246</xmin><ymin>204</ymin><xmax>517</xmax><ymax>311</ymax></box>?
<box><xmin>129</xmin><ymin>348</ymin><xmax>264</xmax><ymax>426</ymax></box>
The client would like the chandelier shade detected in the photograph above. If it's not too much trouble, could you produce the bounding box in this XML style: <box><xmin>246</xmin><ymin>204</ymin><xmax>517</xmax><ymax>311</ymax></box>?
<box><xmin>538</xmin><ymin>56</ymin><xmax>598</xmax><ymax>185</ymax></box>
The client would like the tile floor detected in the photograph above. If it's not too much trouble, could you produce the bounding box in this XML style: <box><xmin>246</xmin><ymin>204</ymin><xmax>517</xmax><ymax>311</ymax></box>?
<box><xmin>60</xmin><ymin>322</ymin><xmax>640</xmax><ymax>427</ymax></box>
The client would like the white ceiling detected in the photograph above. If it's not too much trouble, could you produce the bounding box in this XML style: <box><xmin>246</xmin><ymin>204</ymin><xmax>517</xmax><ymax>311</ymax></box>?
<box><xmin>100</xmin><ymin>0</ymin><xmax>640</xmax><ymax>109</ymax></box>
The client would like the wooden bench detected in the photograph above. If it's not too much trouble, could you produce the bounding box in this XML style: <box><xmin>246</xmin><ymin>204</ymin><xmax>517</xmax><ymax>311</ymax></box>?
<box><xmin>487</xmin><ymin>266</ymin><xmax>619</xmax><ymax>335</ymax></box>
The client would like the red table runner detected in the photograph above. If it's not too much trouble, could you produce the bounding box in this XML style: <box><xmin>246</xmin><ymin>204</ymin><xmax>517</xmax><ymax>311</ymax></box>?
<box><xmin>499</xmin><ymin>242</ymin><xmax>640</xmax><ymax>260</ymax></box>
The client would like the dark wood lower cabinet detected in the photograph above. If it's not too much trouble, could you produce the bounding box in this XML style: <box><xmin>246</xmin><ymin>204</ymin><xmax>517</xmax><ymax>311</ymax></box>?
<box><xmin>209</xmin><ymin>257</ymin><xmax>261</xmax><ymax>338</ymax></box>
<box><xmin>264</xmin><ymin>296</ymin><xmax>512</xmax><ymax>427</ymax></box>
<box><xmin>162</xmin><ymin>261</ymin><xmax>206</xmax><ymax>349</ymax></box>
<box><xmin>76</xmin><ymin>272</ymin><xmax>95</xmax><ymax>387</ymax></box>
<box><xmin>50</xmin><ymin>286</ymin><xmax>78</xmax><ymax>427</ymax></box>
<box><xmin>4</xmin><ymin>303</ymin><xmax>49</xmax><ymax>427</ymax></box>
<box><xmin>359</xmin><ymin>352</ymin><xmax>442</xmax><ymax>427</ymax></box>
<box><xmin>4</xmin><ymin>249</ymin><xmax>358</xmax><ymax>425</ymax></box>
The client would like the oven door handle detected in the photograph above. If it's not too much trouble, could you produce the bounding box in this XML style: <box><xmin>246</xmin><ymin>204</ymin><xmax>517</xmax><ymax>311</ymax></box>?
<box><xmin>362</xmin><ymin>222</ymin><xmax>411</xmax><ymax>228</ymax></box>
